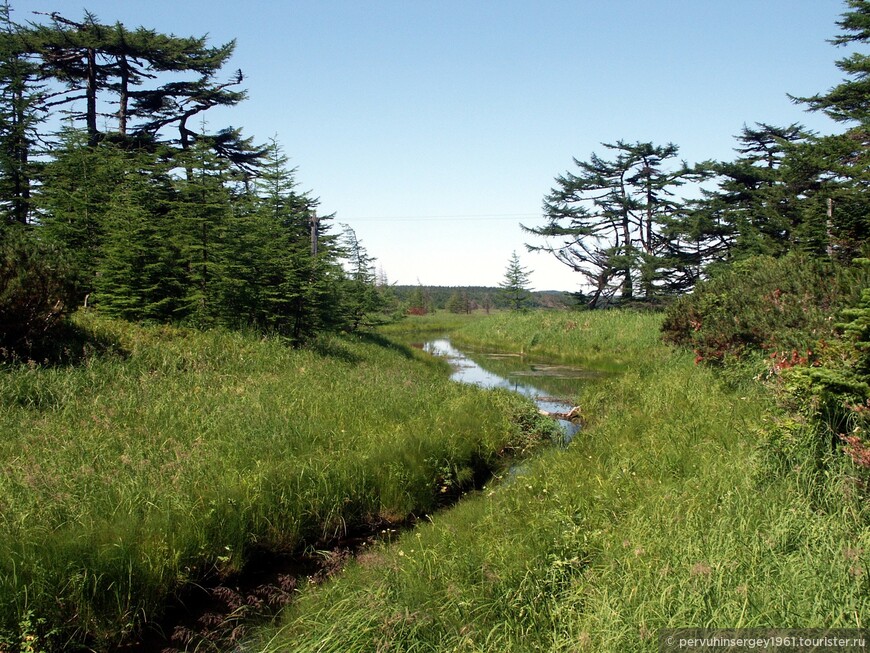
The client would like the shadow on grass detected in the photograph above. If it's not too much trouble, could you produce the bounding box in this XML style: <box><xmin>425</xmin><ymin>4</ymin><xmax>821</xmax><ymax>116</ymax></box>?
<box><xmin>309</xmin><ymin>332</ymin><xmax>417</xmax><ymax>364</ymax></box>
<box><xmin>1</xmin><ymin>319</ymin><xmax>128</xmax><ymax>368</ymax></box>
<box><xmin>309</xmin><ymin>337</ymin><xmax>364</xmax><ymax>364</ymax></box>
<box><xmin>355</xmin><ymin>332</ymin><xmax>417</xmax><ymax>360</ymax></box>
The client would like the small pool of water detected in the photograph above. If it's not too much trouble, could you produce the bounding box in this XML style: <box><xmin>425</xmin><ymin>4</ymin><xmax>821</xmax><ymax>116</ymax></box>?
<box><xmin>421</xmin><ymin>338</ymin><xmax>588</xmax><ymax>443</ymax></box>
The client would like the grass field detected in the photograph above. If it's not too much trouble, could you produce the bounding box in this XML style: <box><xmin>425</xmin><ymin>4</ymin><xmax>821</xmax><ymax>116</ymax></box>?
<box><xmin>0</xmin><ymin>313</ymin><xmax>558</xmax><ymax>651</ymax></box>
<box><xmin>247</xmin><ymin>310</ymin><xmax>868</xmax><ymax>652</ymax></box>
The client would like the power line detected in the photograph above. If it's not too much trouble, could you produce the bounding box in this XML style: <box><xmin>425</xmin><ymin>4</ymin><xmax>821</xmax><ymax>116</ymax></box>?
<box><xmin>341</xmin><ymin>212</ymin><xmax>540</xmax><ymax>222</ymax></box>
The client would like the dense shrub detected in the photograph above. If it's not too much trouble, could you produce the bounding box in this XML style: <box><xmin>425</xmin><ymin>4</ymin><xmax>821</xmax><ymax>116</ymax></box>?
<box><xmin>0</xmin><ymin>229</ymin><xmax>79</xmax><ymax>360</ymax></box>
<box><xmin>664</xmin><ymin>254</ymin><xmax>870</xmax><ymax>489</ymax></box>
<box><xmin>661</xmin><ymin>254</ymin><xmax>868</xmax><ymax>365</ymax></box>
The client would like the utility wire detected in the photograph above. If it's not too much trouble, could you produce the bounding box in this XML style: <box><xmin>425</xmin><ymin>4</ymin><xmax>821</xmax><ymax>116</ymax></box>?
<box><xmin>342</xmin><ymin>212</ymin><xmax>539</xmax><ymax>222</ymax></box>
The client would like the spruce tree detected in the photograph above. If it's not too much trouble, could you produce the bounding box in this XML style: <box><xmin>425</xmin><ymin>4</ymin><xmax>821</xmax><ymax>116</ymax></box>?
<box><xmin>25</xmin><ymin>10</ymin><xmax>242</xmax><ymax>146</ymax></box>
<box><xmin>499</xmin><ymin>251</ymin><xmax>532</xmax><ymax>311</ymax></box>
<box><xmin>170</xmin><ymin>139</ymin><xmax>233</xmax><ymax>325</ymax></box>
<box><xmin>38</xmin><ymin>127</ymin><xmax>123</xmax><ymax>296</ymax></box>
<box><xmin>248</xmin><ymin>138</ymin><xmax>315</xmax><ymax>335</ymax></box>
<box><xmin>684</xmin><ymin>123</ymin><xmax>811</xmax><ymax>264</ymax></box>
<box><xmin>790</xmin><ymin>0</ymin><xmax>870</xmax><ymax>259</ymax></box>
<box><xmin>95</xmin><ymin>147</ymin><xmax>182</xmax><ymax>320</ymax></box>
<box><xmin>340</xmin><ymin>224</ymin><xmax>382</xmax><ymax>330</ymax></box>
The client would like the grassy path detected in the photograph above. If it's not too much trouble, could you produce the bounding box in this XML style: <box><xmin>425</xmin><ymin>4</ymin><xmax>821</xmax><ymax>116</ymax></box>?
<box><xmin>0</xmin><ymin>315</ymin><xmax>557</xmax><ymax>651</ymax></box>
<box><xmin>249</xmin><ymin>311</ymin><xmax>868</xmax><ymax>652</ymax></box>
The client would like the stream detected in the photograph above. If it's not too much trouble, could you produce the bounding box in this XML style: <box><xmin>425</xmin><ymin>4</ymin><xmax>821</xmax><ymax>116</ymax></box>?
<box><xmin>419</xmin><ymin>338</ymin><xmax>597</xmax><ymax>443</ymax></box>
<box><xmin>125</xmin><ymin>336</ymin><xmax>596</xmax><ymax>652</ymax></box>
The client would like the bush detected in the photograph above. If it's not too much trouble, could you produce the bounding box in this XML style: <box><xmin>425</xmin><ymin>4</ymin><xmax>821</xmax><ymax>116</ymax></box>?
<box><xmin>664</xmin><ymin>254</ymin><xmax>870</xmax><ymax>490</ymax></box>
<box><xmin>0</xmin><ymin>229</ymin><xmax>79</xmax><ymax>361</ymax></box>
<box><xmin>661</xmin><ymin>254</ymin><xmax>868</xmax><ymax>365</ymax></box>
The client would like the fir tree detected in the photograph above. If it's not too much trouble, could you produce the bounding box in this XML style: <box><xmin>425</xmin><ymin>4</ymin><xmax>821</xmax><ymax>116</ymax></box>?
<box><xmin>340</xmin><ymin>224</ymin><xmax>382</xmax><ymax>330</ymax></box>
<box><xmin>38</xmin><ymin>127</ymin><xmax>123</xmax><ymax>296</ymax></box>
<box><xmin>170</xmin><ymin>139</ymin><xmax>233</xmax><ymax>325</ymax></box>
<box><xmin>525</xmin><ymin>141</ymin><xmax>697</xmax><ymax>306</ymax></box>
<box><xmin>0</xmin><ymin>2</ymin><xmax>42</xmax><ymax>226</ymax></box>
<box><xmin>499</xmin><ymin>251</ymin><xmax>532</xmax><ymax>311</ymax></box>
<box><xmin>95</xmin><ymin>147</ymin><xmax>182</xmax><ymax>320</ymax></box>
<box><xmin>790</xmin><ymin>0</ymin><xmax>870</xmax><ymax>259</ymax></box>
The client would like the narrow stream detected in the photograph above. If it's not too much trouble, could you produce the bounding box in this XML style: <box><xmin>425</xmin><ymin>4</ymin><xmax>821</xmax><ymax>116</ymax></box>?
<box><xmin>420</xmin><ymin>338</ymin><xmax>595</xmax><ymax>443</ymax></box>
<box><xmin>126</xmin><ymin>336</ymin><xmax>595</xmax><ymax>652</ymax></box>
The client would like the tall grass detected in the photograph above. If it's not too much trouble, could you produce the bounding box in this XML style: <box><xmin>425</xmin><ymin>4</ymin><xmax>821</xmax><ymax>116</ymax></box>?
<box><xmin>377</xmin><ymin>311</ymin><xmax>484</xmax><ymax>337</ymax></box>
<box><xmin>451</xmin><ymin>309</ymin><xmax>662</xmax><ymax>369</ymax></box>
<box><xmin>249</xmin><ymin>310</ymin><xmax>868</xmax><ymax>652</ymax></box>
<box><xmin>0</xmin><ymin>314</ymin><xmax>557</xmax><ymax>651</ymax></box>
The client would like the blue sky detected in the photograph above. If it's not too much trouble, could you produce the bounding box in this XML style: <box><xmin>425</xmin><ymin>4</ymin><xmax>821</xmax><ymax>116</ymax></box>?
<box><xmin>13</xmin><ymin>0</ymin><xmax>852</xmax><ymax>290</ymax></box>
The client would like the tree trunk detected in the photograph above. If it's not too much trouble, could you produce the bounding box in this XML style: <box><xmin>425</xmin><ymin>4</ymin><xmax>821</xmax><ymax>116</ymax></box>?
<box><xmin>118</xmin><ymin>54</ymin><xmax>129</xmax><ymax>135</ymax></box>
<box><xmin>86</xmin><ymin>46</ymin><xmax>98</xmax><ymax>145</ymax></box>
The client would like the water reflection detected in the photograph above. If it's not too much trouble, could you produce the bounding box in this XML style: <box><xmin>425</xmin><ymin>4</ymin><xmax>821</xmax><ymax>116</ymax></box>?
<box><xmin>422</xmin><ymin>339</ymin><xmax>588</xmax><ymax>442</ymax></box>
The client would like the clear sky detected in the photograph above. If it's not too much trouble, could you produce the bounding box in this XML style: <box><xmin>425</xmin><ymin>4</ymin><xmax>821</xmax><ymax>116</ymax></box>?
<box><xmin>11</xmin><ymin>0</ymin><xmax>853</xmax><ymax>290</ymax></box>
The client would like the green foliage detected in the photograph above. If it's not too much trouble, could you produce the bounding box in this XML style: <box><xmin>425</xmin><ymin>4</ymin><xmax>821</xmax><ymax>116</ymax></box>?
<box><xmin>498</xmin><ymin>250</ymin><xmax>533</xmax><ymax>311</ymax></box>
<box><xmin>0</xmin><ymin>228</ymin><xmax>78</xmax><ymax>360</ymax></box>
<box><xmin>0</xmin><ymin>2</ymin><xmax>42</xmax><ymax>227</ymax></box>
<box><xmin>661</xmin><ymin>254</ymin><xmax>866</xmax><ymax>364</ymax></box>
<box><xmin>451</xmin><ymin>308</ymin><xmax>663</xmax><ymax>370</ymax></box>
<box><xmin>664</xmin><ymin>254</ymin><xmax>870</xmax><ymax>492</ymax></box>
<box><xmin>526</xmin><ymin>141</ymin><xmax>709</xmax><ymax>307</ymax></box>
<box><xmin>445</xmin><ymin>290</ymin><xmax>471</xmax><ymax>314</ymax></box>
<box><xmin>776</xmin><ymin>259</ymin><xmax>870</xmax><ymax>478</ymax></box>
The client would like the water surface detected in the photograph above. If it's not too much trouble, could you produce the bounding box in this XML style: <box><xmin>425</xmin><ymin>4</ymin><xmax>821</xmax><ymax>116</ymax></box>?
<box><xmin>421</xmin><ymin>338</ymin><xmax>594</xmax><ymax>442</ymax></box>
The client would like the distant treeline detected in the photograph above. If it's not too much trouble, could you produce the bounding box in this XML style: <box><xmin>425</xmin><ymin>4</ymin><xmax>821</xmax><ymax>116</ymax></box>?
<box><xmin>2</xmin><ymin>0</ymin><xmax>870</xmax><ymax>357</ymax></box>
<box><xmin>386</xmin><ymin>285</ymin><xmax>577</xmax><ymax>313</ymax></box>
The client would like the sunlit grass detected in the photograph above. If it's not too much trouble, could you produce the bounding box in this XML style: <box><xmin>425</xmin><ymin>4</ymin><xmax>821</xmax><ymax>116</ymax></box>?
<box><xmin>451</xmin><ymin>309</ymin><xmax>663</xmax><ymax>370</ymax></box>
<box><xmin>250</xmin><ymin>310</ymin><xmax>868</xmax><ymax>653</ymax></box>
<box><xmin>377</xmin><ymin>310</ymin><xmax>489</xmax><ymax>336</ymax></box>
<box><xmin>0</xmin><ymin>313</ymin><xmax>557</xmax><ymax>650</ymax></box>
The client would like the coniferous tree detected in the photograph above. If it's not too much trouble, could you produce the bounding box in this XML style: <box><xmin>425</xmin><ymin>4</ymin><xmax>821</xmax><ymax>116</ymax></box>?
<box><xmin>0</xmin><ymin>2</ymin><xmax>41</xmax><ymax>226</ymax></box>
<box><xmin>340</xmin><ymin>224</ymin><xmax>382</xmax><ymax>330</ymax></box>
<box><xmin>171</xmin><ymin>139</ymin><xmax>233</xmax><ymax>325</ymax></box>
<box><xmin>790</xmin><ymin>0</ymin><xmax>870</xmax><ymax>259</ymax></box>
<box><xmin>95</xmin><ymin>147</ymin><xmax>181</xmax><ymax>320</ymax></box>
<box><xmin>499</xmin><ymin>251</ymin><xmax>533</xmax><ymax>311</ymax></box>
<box><xmin>38</xmin><ymin>127</ymin><xmax>124</xmax><ymax>296</ymax></box>
<box><xmin>525</xmin><ymin>141</ymin><xmax>698</xmax><ymax>306</ymax></box>
<box><xmin>244</xmin><ymin>138</ymin><xmax>312</xmax><ymax>333</ymax></box>
<box><xmin>684</xmin><ymin>124</ymin><xmax>812</xmax><ymax>265</ymax></box>
<box><xmin>25</xmin><ymin>11</ymin><xmax>243</xmax><ymax>146</ymax></box>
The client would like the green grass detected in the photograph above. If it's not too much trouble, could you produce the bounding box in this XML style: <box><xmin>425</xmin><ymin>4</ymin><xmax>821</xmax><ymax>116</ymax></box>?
<box><xmin>248</xmin><ymin>310</ymin><xmax>868</xmax><ymax>653</ymax></box>
<box><xmin>0</xmin><ymin>314</ymin><xmax>558</xmax><ymax>651</ymax></box>
<box><xmin>450</xmin><ymin>309</ymin><xmax>661</xmax><ymax>370</ymax></box>
<box><xmin>377</xmin><ymin>310</ymin><xmax>489</xmax><ymax>337</ymax></box>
